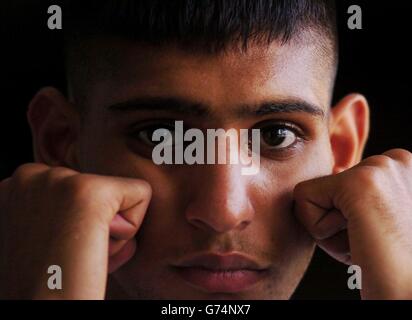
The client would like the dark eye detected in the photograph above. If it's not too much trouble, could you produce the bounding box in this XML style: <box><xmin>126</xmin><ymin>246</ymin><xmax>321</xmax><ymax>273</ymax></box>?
<box><xmin>260</xmin><ymin>125</ymin><xmax>298</xmax><ymax>149</ymax></box>
<box><xmin>132</xmin><ymin>123</ymin><xmax>176</xmax><ymax>147</ymax></box>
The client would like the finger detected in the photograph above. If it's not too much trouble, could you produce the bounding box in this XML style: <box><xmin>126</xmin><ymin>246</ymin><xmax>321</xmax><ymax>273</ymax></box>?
<box><xmin>293</xmin><ymin>196</ymin><xmax>346</xmax><ymax>242</ymax></box>
<box><xmin>94</xmin><ymin>176</ymin><xmax>152</xmax><ymax>228</ymax></box>
<box><xmin>317</xmin><ymin>230</ymin><xmax>352</xmax><ymax>265</ymax></box>
<box><xmin>293</xmin><ymin>174</ymin><xmax>348</xmax><ymax>233</ymax></box>
<box><xmin>11</xmin><ymin>163</ymin><xmax>50</xmax><ymax>185</ymax></box>
<box><xmin>109</xmin><ymin>238</ymin><xmax>127</xmax><ymax>256</ymax></box>
<box><xmin>109</xmin><ymin>214</ymin><xmax>138</xmax><ymax>240</ymax></box>
<box><xmin>382</xmin><ymin>149</ymin><xmax>412</xmax><ymax>165</ymax></box>
<box><xmin>108</xmin><ymin>238</ymin><xmax>136</xmax><ymax>273</ymax></box>
<box><xmin>312</xmin><ymin>209</ymin><xmax>347</xmax><ymax>240</ymax></box>
<box><xmin>294</xmin><ymin>174</ymin><xmax>340</xmax><ymax>215</ymax></box>
<box><xmin>294</xmin><ymin>176</ymin><xmax>352</xmax><ymax>265</ymax></box>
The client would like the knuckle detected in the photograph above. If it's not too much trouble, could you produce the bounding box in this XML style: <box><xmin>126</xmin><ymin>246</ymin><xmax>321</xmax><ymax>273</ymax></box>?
<box><xmin>12</xmin><ymin>163</ymin><xmax>39</xmax><ymax>180</ymax></box>
<box><xmin>51</xmin><ymin>166</ymin><xmax>77</xmax><ymax>177</ymax></box>
<box><xmin>352</xmin><ymin>166</ymin><xmax>383</xmax><ymax>190</ymax></box>
<box><xmin>134</xmin><ymin>179</ymin><xmax>152</xmax><ymax>201</ymax></box>
<box><xmin>60</xmin><ymin>174</ymin><xmax>106</xmax><ymax>204</ymax></box>
<box><xmin>44</xmin><ymin>166</ymin><xmax>77</xmax><ymax>184</ymax></box>
<box><xmin>57</xmin><ymin>175</ymin><xmax>118</xmax><ymax>227</ymax></box>
<box><xmin>9</xmin><ymin>164</ymin><xmax>48</xmax><ymax>194</ymax></box>
<box><xmin>384</xmin><ymin>148</ymin><xmax>412</xmax><ymax>165</ymax></box>
<box><xmin>364</xmin><ymin>154</ymin><xmax>394</xmax><ymax>168</ymax></box>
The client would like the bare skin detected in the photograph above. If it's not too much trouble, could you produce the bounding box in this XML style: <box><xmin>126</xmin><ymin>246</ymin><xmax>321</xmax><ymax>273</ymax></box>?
<box><xmin>0</xmin><ymin>38</ymin><xmax>411</xmax><ymax>299</ymax></box>
<box><xmin>294</xmin><ymin>149</ymin><xmax>412</xmax><ymax>299</ymax></box>
<box><xmin>0</xmin><ymin>164</ymin><xmax>151</xmax><ymax>299</ymax></box>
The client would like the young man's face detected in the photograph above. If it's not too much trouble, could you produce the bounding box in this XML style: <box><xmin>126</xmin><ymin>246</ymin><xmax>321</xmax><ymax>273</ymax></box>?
<box><xmin>74</xmin><ymin>37</ymin><xmax>336</xmax><ymax>299</ymax></box>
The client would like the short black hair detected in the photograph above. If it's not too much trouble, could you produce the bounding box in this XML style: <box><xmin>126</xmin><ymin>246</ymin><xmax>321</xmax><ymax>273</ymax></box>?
<box><xmin>63</xmin><ymin>0</ymin><xmax>338</xmax><ymax>105</ymax></box>
<box><xmin>64</xmin><ymin>0</ymin><xmax>337</xmax><ymax>50</ymax></box>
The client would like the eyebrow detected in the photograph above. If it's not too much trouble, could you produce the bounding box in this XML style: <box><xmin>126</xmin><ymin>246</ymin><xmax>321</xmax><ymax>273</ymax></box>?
<box><xmin>107</xmin><ymin>97</ymin><xmax>209</xmax><ymax>117</ymax></box>
<box><xmin>107</xmin><ymin>96</ymin><xmax>325</xmax><ymax>119</ymax></box>
<box><xmin>237</xmin><ymin>101</ymin><xmax>325</xmax><ymax>118</ymax></box>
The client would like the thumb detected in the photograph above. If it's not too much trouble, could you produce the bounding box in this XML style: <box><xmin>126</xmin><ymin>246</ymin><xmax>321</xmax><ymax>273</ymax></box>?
<box><xmin>102</xmin><ymin>176</ymin><xmax>152</xmax><ymax>229</ymax></box>
<box><xmin>293</xmin><ymin>174</ymin><xmax>351</xmax><ymax>264</ymax></box>
<box><xmin>293</xmin><ymin>174</ymin><xmax>346</xmax><ymax>235</ymax></box>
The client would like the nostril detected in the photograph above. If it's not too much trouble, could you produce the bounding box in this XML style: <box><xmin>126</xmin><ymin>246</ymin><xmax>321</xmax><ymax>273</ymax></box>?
<box><xmin>238</xmin><ymin>220</ymin><xmax>251</xmax><ymax>231</ymax></box>
<box><xmin>187</xmin><ymin>215</ymin><xmax>252</xmax><ymax>234</ymax></box>
<box><xmin>188</xmin><ymin>218</ymin><xmax>211</xmax><ymax>231</ymax></box>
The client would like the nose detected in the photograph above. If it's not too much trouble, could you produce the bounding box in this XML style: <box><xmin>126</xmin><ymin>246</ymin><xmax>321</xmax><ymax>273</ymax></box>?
<box><xmin>185</xmin><ymin>164</ymin><xmax>255</xmax><ymax>234</ymax></box>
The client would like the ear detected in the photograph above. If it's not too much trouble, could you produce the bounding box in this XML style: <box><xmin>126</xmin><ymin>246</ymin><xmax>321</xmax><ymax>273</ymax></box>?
<box><xmin>329</xmin><ymin>93</ymin><xmax>370</xmax><ymax>174</ymax></box>
<box><xmin>27</xmin><ymin>87</ymin><xmax>80</xmax><ymax>169</ymax></box>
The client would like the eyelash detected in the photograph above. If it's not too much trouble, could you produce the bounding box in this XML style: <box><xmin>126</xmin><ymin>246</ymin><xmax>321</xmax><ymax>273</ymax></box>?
<box><xmin>251</xmin><ymin>120</ymin><xmax>307</xmax><ymax>156</ymax></box>
<box><xmin>127</xmin><ymin>119</ymin><xmax>308</xmax><ymax>158</ymax></box>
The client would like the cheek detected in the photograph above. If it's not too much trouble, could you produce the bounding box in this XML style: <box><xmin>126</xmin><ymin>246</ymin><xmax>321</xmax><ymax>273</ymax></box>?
<box><xmin>78</xmin><ymin>139</ymin><xmax>184</xmax><ymax>236</ymax></box>
<box><xmin>252</xmin><ymin>144</ymin><xmax>334</xmax><ymax>244</ymax></box>
<box><xmin>77</xmin><ymin>129</ymin><xmax>181</xmax><ymax>227</ymax></box>
<box><xmin>249</xmin><ymin>167</ymin><xmax>302</xmax><ymax>257</ymax></box>
<box><xmin>79</xmin><ymin>145</ymin><xmax>186</xmax><ymax>264</ymax></box>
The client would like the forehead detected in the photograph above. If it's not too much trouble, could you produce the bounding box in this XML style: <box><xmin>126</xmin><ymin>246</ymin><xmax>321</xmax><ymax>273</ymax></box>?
<box><xmin>81</xmin><ymin>37</ymin><xmax>333</xmax><ymax>115</ymax></box>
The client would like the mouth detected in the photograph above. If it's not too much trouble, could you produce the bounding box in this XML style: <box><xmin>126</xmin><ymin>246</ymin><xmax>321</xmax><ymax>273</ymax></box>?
<box><xmin>172</xmin><ymin>253</ymin><xmax>270</xmax><ymax>293</ymax></box>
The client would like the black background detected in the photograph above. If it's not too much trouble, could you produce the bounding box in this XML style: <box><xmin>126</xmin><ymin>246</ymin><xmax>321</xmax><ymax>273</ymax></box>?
<box><xmin>1</xmin><ymin>1</ymin><xmax>412</xmax><ymax>299</ymax></box>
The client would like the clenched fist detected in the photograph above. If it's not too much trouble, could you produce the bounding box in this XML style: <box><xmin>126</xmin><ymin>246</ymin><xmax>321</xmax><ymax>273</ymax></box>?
<box><xmin>294</xmin><ymin>149</ymin><xmax>412</xmax><ymax>299</ymax></box>
<box><xmin>0</xmin><ymin>163</ymin><xmax>151</xmax><ymax>299</ymax></box>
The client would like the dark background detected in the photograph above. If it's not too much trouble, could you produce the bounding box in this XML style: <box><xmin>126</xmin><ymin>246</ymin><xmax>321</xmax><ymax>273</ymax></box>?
<box><xmin>1</xmin><ymin>1</ymin><xmax>411</xmax><ymax>299</ymax></box>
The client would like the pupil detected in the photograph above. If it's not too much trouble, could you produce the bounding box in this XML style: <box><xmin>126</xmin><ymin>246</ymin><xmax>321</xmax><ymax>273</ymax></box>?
<box><xmin>149</xmin><ymin>126</ymin><xmax>174</xmax><ymax>143</ymax></box>
<box><xmin>263</xmin><ymin>128</ymin><xmax>287</xmax><ymax>145</ymax></box>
